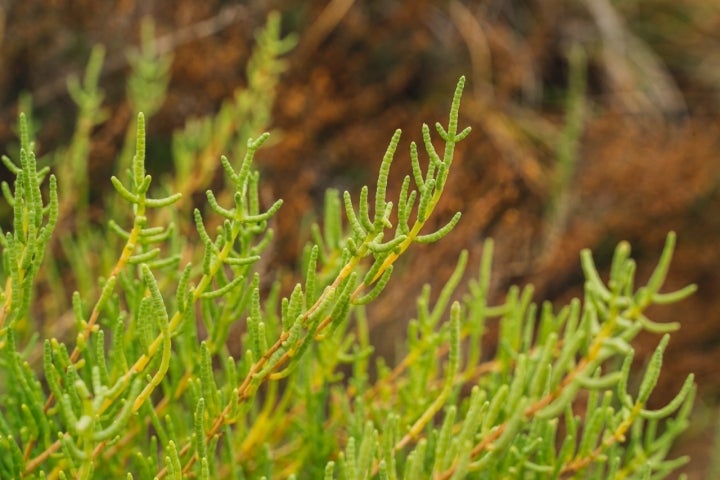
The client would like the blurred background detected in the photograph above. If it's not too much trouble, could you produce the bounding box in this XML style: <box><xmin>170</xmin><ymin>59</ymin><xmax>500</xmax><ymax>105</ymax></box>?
<box><xmin>1</xmin><ymin>0</ymin><xmax>719</xmax><ymax>476</ymax></box>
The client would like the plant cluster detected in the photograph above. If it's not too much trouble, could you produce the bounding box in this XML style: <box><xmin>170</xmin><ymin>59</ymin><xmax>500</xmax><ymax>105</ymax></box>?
<box><xmin>0</xmin><ymin>12</ymin><xmax>696</xmax><ymax>480</ymax></box>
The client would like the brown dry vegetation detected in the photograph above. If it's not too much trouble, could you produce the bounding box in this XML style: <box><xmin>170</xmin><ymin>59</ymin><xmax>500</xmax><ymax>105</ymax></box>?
<box><xmin>1</xmin><ymin>0</ymin><xmax>719</xmax><ymax>476</ymax></box>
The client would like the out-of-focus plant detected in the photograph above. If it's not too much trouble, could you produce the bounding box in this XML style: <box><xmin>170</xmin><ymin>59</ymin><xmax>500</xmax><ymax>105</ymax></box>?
<box><xmin>0</xmin><ymin>11</ymin><xmax>696</xmax><ymax>480</ymax></box>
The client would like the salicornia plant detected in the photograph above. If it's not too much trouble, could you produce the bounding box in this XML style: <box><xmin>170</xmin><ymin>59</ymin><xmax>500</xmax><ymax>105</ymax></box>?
<box><xmin>0</xmin><ymin>13</ymin><xmax>697</xmax><ymax>479</ymax></box>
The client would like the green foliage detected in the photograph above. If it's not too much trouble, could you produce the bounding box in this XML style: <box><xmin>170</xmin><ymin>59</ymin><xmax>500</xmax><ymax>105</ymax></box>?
<box><xmin>0</xmin><ymin>12</ymin><xmax>697</xmax><ymax>479</ymax></box>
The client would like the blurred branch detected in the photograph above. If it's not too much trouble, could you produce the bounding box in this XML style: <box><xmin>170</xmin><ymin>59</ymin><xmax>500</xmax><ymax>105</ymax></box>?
<box><xmin>449</xmin><ymin>1</ymin><xmax>493</xmax><ymax>100</ymax></box>
<box><xmin>33</xmin><ymin>4</ymin><xmax>254</xmax><ymax>107</ymax></box>
<box><xmin>297</xmin><ymin>0</ymin><xmax>357</xmax><ymax>59</ymax></box>
<box><xmin>583</xmin><ymin>0</ymin><xmax>686</xmax><ymax>116</ymax></box>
